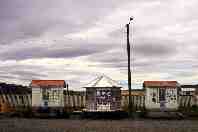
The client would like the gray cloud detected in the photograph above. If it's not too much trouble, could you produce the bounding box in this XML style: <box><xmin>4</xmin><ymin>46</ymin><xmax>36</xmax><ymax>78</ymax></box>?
<box><xmin>86</xmin><ymin>38</ymin><xmax>178</xmax><ymax>69</ymax></box>
<box><xmin>0</xmin><ymin>41</ymin><xmax>112</xmax><ymax>60</ymax></box>
<box><xmin>0</xmin><ymin>64</ymin><xmax>48</xmax><ymax>84</ymax></box>
<box><xmin>1</xmin><ymin>0</ymin><xmax>198</xmax><ymax>88</ymax></box>
<box><xmin>0</xmin><ymin>0</ymin><xmax>132</xmax><ymax>45</ymax></box>
<box><xmin>134</xmin><ymin>42</ymin><xmax>177</xmax><ymax>57</ymax></box>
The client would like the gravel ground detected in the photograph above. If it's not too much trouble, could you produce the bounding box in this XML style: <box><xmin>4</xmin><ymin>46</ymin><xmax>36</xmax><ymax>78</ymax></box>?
<box><xmin>0</xmin><ymin>118</ymin><xmax>198</xmax><ymax>132</ymax></box>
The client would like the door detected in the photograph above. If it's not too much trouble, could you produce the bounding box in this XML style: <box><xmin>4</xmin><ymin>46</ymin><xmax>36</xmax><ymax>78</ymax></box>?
<box><xmin>159</xmin><ymin>88</ymin><xmax>166</xmax><ymax>111</ymax></box>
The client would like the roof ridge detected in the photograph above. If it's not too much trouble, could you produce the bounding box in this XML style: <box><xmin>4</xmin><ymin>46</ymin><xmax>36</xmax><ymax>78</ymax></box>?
<box><xmin>103</xmin><ymin>75</ymin><xmax>118</xmax><ymax>86</ymax></box>
<box><xmin>92</xmin><ymin>76</ymin><xmax>103</xmax><ymax>87</ymax></box>
<box><xmin>84</xmin><ymin>75</ymin><xmax>121</xmax><ymax>88</ymax></box>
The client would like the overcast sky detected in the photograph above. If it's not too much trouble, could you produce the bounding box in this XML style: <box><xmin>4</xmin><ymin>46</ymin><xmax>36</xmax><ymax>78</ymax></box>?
<box><xmin>0</xmin><ymin>0</ymin><xmax>198</xmax><ymax>89</ymax></box>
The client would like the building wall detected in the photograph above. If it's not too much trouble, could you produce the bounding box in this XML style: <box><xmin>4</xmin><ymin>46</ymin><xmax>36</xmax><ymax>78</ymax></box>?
<box><xmin>111</xmin><ymin>88</ymin><xmax>121</xmax><ymax>110</ymax></box>
<box><xmin>85</xmin><ymin>87</ymin><xmax>121</xmax><ymax>111</ymax></box>
<box><xmin>32</xmin><ymin>87</ymin><xmax>64</xmax><ymax>108</ymax></box>
<box><xmin>32</xmin><ymin>88</ymin><xmax>42</xmax><ymax>107</ymax></box>
<box><xmin>145</xmin><ymin>87</ymin><xmax>178</xmax><ymax>111</ymax></box>
<box><xmin>86</xmin><ymin>88</ymin><xmax>96</xmax><ymax>111</ymax></box>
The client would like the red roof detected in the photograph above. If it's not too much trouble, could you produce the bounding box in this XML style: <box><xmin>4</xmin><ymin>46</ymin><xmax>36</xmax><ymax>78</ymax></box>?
<box><xmin>143</xmin><ymin>81</ymin><xmax>178</xmax><ymax>88</ymax></box>
<box><xmin>30</xmin><ymin>80</ymin><xmax>66</xmax><ymax>88</ymax></box>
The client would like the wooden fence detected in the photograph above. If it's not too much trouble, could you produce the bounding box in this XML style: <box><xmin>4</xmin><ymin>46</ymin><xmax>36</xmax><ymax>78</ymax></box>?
<box><xmin>63</xmin><ymin>95</ymin><xmax>146</xmax><ymax>110</ymax></box>
<box><xmin>0</xmin><ymin>94</ymin><xmax>31</xmax><ymax>113</ymax></box>
<box><xmin>178</xmin><ymin>95</ymin><xmax>197</xmax><ymax>109</ymax></box>
<box><xmin>64</xmin><ymin>95</ymin><xmax>86</xmax><ymax>109</ymax></box>
<box><xmin>0</xmin><ymin>94</ymin><xmax>197</xmax><ymax>112</ymax></box>
<box><xmin>62</xmin><ymin>95</ymin><xmax>198</xmax><ymax>111</ymax></box>
<box><xmin>121</xmin><ymin>95</ymin><xmax>145</xmax><ymax>111</ymax></box>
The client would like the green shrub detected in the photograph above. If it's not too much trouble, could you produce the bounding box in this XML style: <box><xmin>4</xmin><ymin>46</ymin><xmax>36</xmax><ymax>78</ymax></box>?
<box><xmin>191</xmin><ymin>105</ymin><xmax>198</xmax><ymax>112</ymax></box>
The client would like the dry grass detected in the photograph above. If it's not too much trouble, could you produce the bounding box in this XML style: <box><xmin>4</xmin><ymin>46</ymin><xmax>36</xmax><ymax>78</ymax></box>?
<box><xmin>0</xmin><ymin>118</ymin><xmax>198</xmax><ymax>132</ymax></box>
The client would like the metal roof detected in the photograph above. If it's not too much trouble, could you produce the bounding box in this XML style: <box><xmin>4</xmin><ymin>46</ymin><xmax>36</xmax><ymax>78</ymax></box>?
<box><xmin>181</xmin><ymin>85</ymin><xmax>198</xmax><ymax>88</ymax></box>
<box><xmin>84</xmin><ymin>75</ymin><xmax>121</xmax><ymax>88</ymax></box>
<box><xmin>30</xmin><ymin>80</ymin><xmax>66</xmax><ymax>88</ymax></box>
<box><xmin>143</xmin><ymin>81</ymin><xmax>178</xmax><ymax>88</ymax></box>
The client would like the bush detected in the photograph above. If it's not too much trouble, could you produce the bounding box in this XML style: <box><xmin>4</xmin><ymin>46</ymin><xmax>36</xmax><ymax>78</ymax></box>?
<box><xmin>191</xmin><ymin>105</ymin><xmax>198</xmax><ymax>112</ymax></box>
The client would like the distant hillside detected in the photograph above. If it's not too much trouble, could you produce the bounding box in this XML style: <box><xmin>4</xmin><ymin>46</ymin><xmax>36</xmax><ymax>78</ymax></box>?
<box><xmin>0</xmin><ymin>82</ymin><xmax>31</xmax><ymax>94</ymax></box>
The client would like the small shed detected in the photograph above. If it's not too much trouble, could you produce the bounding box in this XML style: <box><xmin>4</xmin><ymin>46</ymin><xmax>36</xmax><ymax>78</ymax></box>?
<box><xmin>144</xmin><ymin>81</ymin><xmax>179</xmax><ymax>111</ymax></box>
<box><xmin>180</xmin><ymin>85</ymin><xmax>198</xmax><ymax>96</ymax></box>
<box><xmin>179</xmin><ymin>85</ymin><xmax>198</xmax><ymax>106</ymax></box>
<box><xmin>30</xmin><ymin>80</ymin><xmax>66</xmax><ymax>111</ymax></box>
<box><xmin>84</xmin><ymin>75</ymin><xmax>121</xmax><ymax>112</ymax></box>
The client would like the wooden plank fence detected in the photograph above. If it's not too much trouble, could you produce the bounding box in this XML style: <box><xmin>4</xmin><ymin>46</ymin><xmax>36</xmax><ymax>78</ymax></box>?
<box><xmin>63</xmin><ymin>95</ymin><xmax>146</xmax><ymax>111</ymax></box>
<box><xmin>63</xmin><ymin>95</ymin><xmax>197</xmax><ymax>111</ymax></box>
<box><xmin>121</xmin><ymin>95</ymin><xmax>145</xmax><ymax>111</ymax></box>
<box><xmin>178</xmin><ymin>95</ymin><xmax>197</xmax><ymax>109</ymax></box>
<box><xmin>0</xmin><ymin>94</ymin><xmax>197</xmax><ymax>112</ymax></box>
<box><xmin>0</xmin><ymin>94</ymin><xmax>31</xmax><ymax>113</ymax></box>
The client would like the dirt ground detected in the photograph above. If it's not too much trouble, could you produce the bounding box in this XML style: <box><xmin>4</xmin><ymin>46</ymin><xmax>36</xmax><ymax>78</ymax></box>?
<box><xmin>0</xmin><ymin>118</ymin><xmax>198</xmax><ymax>132</ymax></box>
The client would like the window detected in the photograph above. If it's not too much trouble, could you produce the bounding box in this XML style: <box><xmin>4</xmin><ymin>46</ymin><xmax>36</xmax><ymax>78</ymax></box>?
<box><xmin>44</xmin><ymin>101</ymin><xmax>48</xmax><ymax>107</ymax></box>
<box><xmin>42</xmin><ymin>88</ymin><xmax>49</xmax><ymax>100</ymax></box>
<box><xmin>48</xmin><ymin>90</ymin><xmax>60</xmax><ymax>103</ymax></box>
<box><xmin>186</xmin><ymin>91</ymin><xmax>191</xmax><ymax>95</ymax></box>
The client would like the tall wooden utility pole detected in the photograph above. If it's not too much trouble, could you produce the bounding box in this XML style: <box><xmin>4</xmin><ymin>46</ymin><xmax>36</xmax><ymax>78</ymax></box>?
<box><xmin>126</xmin><ymin>17</ymin><xmax>133</xmax><ymax>116</ymax></box>
<box><xmin>66</xmin><ymin>83</ymin><xmax>70</xmax><ymax>108</ymax></box>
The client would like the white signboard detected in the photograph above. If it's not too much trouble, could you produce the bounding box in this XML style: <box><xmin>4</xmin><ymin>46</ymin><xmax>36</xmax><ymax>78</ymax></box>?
<box><xmin>96</xmin><ymin>89</ymin><xmax>112</xmax><ymax>111</ymax></box>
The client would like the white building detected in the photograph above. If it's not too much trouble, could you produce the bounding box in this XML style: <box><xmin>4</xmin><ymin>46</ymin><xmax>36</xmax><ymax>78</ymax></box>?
<box><xmin>144</xmin><ymin>81</ymin><xmax>179</xmax><ymax>111</ymax></box>
<box><xmin>84</xmin><ymin>75</ymin><xmax>121</xmax><ymax>112</ymax></box>
<box><xmin>30</xmin><ymin>80</ymin><xmax>66</xmax><ymax>111</ymax></box>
